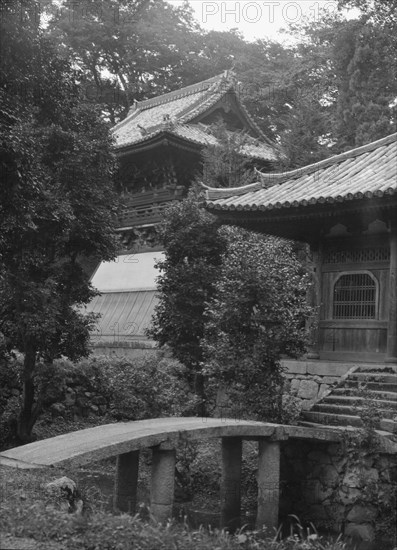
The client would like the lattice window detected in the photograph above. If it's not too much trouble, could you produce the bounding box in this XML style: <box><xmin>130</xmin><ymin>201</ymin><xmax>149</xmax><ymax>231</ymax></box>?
<box><xmin>333</xmin><ymin>273</ymin><xmax>377</xmax><ymax>319</ymax></box>
<box><xmin>324</xmin><ymin>248</ymin><xmax>390</xmax><ymax>264</ymax></box>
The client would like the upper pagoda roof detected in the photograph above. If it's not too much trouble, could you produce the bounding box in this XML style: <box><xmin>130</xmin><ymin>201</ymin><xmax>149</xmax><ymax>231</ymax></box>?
<box><xmin>112</xmin><ymin>71</ymin><xmax>278</xmax><ymax>161</ymax></box>
<box><xmin>205</xmin><ymin>132</ymin><xmax>397</xmax><ymax>212</ymax></box>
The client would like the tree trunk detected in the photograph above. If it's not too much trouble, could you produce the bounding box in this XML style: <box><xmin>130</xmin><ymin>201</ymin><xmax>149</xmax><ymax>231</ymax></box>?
<box><xmin>17</xmin><ymin>344</ymin><xmax>37</xmax><ymax>444</ymax></box>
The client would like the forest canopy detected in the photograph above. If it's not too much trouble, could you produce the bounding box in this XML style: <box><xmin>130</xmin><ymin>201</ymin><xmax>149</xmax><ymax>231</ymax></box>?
<box><xmin>40</xmin><ymin>0</ymin><xmax>397</xmax><ymax>165</ymax></box>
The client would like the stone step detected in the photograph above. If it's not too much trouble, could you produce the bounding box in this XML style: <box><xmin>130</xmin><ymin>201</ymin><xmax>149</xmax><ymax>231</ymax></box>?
<box><xmin>311</xmin><ymin>403</ymin><xmax>397</xmax><ymax>419</ymax></box>
<box><xmin>380</xmin><ymin>419</ymin><xmax>397</xmax><ymax>434</ymax></box>
<box><xmin>322</xmin><ymin>395</ymin><xmax>397</xmax><ymax>409</ymax></box>
<box><xmin>301</xmin><ymin>410</ymin><xmax>363</xmax><ymax>428</ymax></box>
<box><xmin>356</xmin><ymin>365</ymin><xmax>397</xmax><ymax>374</ymax></box>
<box><xmin>331</xmin><ymin>388</ymin><xmax>397</xmax><ymax>400</ymax></box>
<box><xmin>298</xmin><ymin>420</ymin><xmax>397</xmax><ymax>439</ymax></box>
<box><xmin>344</xmin><ymin>380</ymin><xmax>397</xmax><ymax>392</ymax></box>
<box><xmin>348</xmin><ymin>372</ymin><xmax>397</xmax><ymax>384</ymax></box>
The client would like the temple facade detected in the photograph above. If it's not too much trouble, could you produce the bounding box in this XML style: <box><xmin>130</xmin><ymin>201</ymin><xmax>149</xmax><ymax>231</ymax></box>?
<box><xmin>205</xmin><ymin>132</ymin><xmax>397</xmax><ymax>367</ymax></box>
<box><xmin>112</xmin><ymin>70</ymin><xmax>279</xmax><ymax>248</ymax></box>
<box><xmin>86</xmin><ymin>72</ymin><xmax>279</xmax><ymax>349</ymax></box>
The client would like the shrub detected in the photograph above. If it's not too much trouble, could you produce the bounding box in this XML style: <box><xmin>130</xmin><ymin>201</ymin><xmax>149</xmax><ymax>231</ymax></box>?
<box><xmin>202</xmin><ymin>227</ymin><xmax>311</xmax><ymax>422</ymax></box>
<box><xmin>99</xmin><ymin>353</ymin><xmax>199</xmax><ymax>420</ymax></box>
<box><xmin>0</xmin><ymin>352</ymin><xmax>199</xmax><ymax>449</ymax></box>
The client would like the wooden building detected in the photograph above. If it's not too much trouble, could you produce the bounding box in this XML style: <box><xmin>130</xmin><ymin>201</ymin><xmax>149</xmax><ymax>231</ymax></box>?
<box><xmin>205</xmin><ymin>132</ymin><xmax>397</xmax><ymax>367</ymax></box>
<box><xmin>85</xmin><ymin>71</ymin><xmax>279</xmax><ymax>350</ymax></box>
<box><xmin>112</xmin><ymin>70</ymin><xmax>279</xmax><ymax>247</ymax></box>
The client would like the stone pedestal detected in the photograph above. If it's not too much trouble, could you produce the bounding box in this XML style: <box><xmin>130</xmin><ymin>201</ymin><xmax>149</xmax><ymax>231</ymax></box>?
<box><xmin>220</xmin><ymin>437</ymin><xmax>242</xmax><ymax>531</ymax></box>
<box><xmin>256</xmin><ymin>440</ymin><xmax>280</xmax><ymax>531</ymax></box>
<box><xmin>150</xmin><ymin>445</ymin><xmax>176</xmax><ymax>523</ymax></box>
<box><xmin>114</xmin><ymin>450</ymin><xmax>140</xmax><ymax>513</ymax></box>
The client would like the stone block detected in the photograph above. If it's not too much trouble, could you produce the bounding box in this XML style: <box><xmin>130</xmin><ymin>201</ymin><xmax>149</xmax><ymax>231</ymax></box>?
<box><xmin>300</xmin><ymin>399</ymin><xmax>316</xmax><ymax>410</ymax></box>
<box><xmin>322</xmin><ymin>377</ymin><xmax>339</xmax><ymax>385</ymax></box>
<box><xmin>290</xmin><ymin>379</ymin><xmax>300</xmax><ymax>395</ymax></box>
<box><xmin>347</xmin><ymin>505</ymin><xmax>377</xmax><ymax>523</ymax></box>
<box><xmin>338</xmin><ymin>487</ymin><xmax>360</xmax><ymax>505</ymax></box>
<box><xmin>362</xmin><ymin>468</ymin><xmax>379</xmax><ymax>484</ymax></box>
<box><xmin>44</xmin><ymin>476</ymin><xmax>82</xmax><ymax>514</ymax></box>
<box><xmin>281</xmin><ymin>360</ymin><xmax>307</xmax><ymax>374</ymax></box>
<box><xmin>307</xmin><ymin>362</ymin><xmax>351</xmax><ymax>377</ymax></box>
<box><xmin>297</xmin><ymin>380</ymin><xmax>318</xmax><ymax>400</ymax></box>
<box><xmin>345</xmin><ymin>522</ymin><xmax>375</xmax><ymax>541</ymax></box>
<box><xmin>331</xmin><ymin>456</ymin><xmax>348</xmax><ymax>473</ymax></box>
<box><xmin>318</xmin><ymin>383</ymin><xmax>330</xmax><ymax>399</ymax></box>
<box><xmin>343</xmin><ymin>467</ymin><xmax>363</xmax><ymax>488</ymax></box>
<box><xmin>312</xmin><ymin>464</ymin><xmax>339</xmax><ymax>488</ymax></box>
<box><xmin>321</xmin><ymin>465</ymin><xmax>340</xmax><ymax>488</ymax></box>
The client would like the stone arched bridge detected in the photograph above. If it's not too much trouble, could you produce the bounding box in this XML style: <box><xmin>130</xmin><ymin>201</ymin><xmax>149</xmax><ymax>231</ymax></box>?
<box><xmin>0</xmin><ymin>417</ymin><xmax>344</xmax><ymax>530</ymax></box>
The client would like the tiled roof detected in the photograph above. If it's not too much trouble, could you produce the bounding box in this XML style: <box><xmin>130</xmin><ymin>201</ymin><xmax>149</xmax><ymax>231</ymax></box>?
<box><xmin>112</xmin><ymin>72</ymin><xmax>278</xmax><ymax>161</ymax></box>
<box><xmin>85</xmin><ymin>251</ymin><xmax>163</xmax><ymax>341</ymax></box>
<box><xmin>205</xmin><ymin>133</ymin><xmax>397</xmax><ymax>211</ymax></box>
<box><xmin>86</xmin><ymin>291</ymin><xmax>158</xmax><ymax>342</ymax></box>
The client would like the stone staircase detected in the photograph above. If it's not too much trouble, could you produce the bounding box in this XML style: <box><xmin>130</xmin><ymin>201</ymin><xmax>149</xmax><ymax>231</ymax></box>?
<box><xmin>300</xmin><ymin>366</ymin><xmax>397</xmax><ymax>435</ymax></box>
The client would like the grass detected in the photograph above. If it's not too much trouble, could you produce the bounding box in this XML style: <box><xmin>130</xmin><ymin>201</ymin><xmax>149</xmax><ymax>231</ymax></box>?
<box><xmin>0</xmin><ymin>465</ymin><xmax>350</xmax><ymax>550</ymax></box>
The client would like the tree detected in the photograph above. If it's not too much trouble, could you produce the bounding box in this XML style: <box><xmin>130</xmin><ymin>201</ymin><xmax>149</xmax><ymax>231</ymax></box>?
<box><xmin>147</xmin><ymin>188</ymin><xmax>228</xmax><ymax>412</ymax></box>
<box><xmin>202</xmin><ymin>227</ymin><xmax>311</xmax><ymax>421</ymax></box>
<box><xmin>201</xmin><ymin>121</ymin><xmax>258</xmax><ymax>188</ymax></box>
<box><xmin>0</xmin><ymin>0</ymin><xmax>118</xmax><ymax>443</ymax></box>
<box><xmin>44</xmin><ymin>0</ymin><xmax>205</xmax><ymax>122</ymax></box>
<box><xmin>331</xmin><ymin>18</ymin><xmax>397</xmax><ymax>149</ymax></box>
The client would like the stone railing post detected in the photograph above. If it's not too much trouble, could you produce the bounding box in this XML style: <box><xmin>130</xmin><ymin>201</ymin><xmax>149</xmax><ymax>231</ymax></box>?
<box><xmin>220</xmin><ymin>437</ymin><xmax>242</xmax><ymax>531</ymax></box>
<box><xmin>114</xmin><ymin>450</ymin><xmax>140</xmax><ymax>513</ymax></box>
<box><xmin>150</xmin><ymin>442</ymin><xmax>176</xmax><ymax>523</ymax></box>
<box><xmin>256</xmin><ymin>440</ymin><xmax>280</xmax><ymax>531</ymax></box>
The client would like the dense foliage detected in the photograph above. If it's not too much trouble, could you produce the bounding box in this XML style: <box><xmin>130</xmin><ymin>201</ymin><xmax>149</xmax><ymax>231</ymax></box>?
<box><xmin>150</xmin><ymin>190</ymin><xmax>311</xmax><ymax>420</ymax></box>
<box><xmin>0</xmin><ymin>353</ymin><xmax>197</xmax><ymax>448</ymax></box>
<box><xmin>201</xmin><ymin>121</ymin><xmax>260</xmax><ymax>189</ymax></box>
<box><xmin>43</xmin><ymin>0</ymin><xmax>396</xmax><ymax>159</ymax></box>
<box><xmin>147</xmin><ymin>188</ymin><xmax>228</xmax><ymax>410</ymax></box>
<box><xmin>2</xmin><ymin>0</ymin><xmax>395</xmax><ymax>442</ymax></box>
<box><xmin>202</xmin><ymin>228</ymin><xmax>311</xmax><ymax>421</ymax></box>
<box><xmin>0</xmin><ymin>1</ymin><xmax>118</xmax><ymax>442</ymax></box>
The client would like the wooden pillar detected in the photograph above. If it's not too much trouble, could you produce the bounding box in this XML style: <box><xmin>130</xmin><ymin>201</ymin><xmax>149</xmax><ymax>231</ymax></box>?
<box><xmin>256</xmin><ymin>440</ymin><xmax>280</xmax><ymax>531</ymax></box>
<box><xmin>306</xmin><ymin>245</ymin><xmax>322</xmax><ymax>359</ymax></box>
<box><xmin>220</xmin><ymin>437</ymin><xmax>242</xmax><ymax>531</ymax></box>
<box><xmin>114</xmin><ymin>450</ymin><xmax>140</xmax><ymax>513</ymax></box>
<box><xmin>386</xmin><ymin>219</ymin><xmax>397</xmax><ymax>365</ymax></box>
<box><xmin>150</xmin><ymin>444</ymin><xmax>176</xmax><ymax>523</ymax></box>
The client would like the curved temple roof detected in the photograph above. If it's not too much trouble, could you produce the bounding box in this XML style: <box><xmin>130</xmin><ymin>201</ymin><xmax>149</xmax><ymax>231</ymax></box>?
<box><xmin>205</xmin><ymin>132</ymin><xmax>397</xmax><ymax>212</ymax></box>
<box><xmin>112</xmin><ymin>71</ymin><xmax>279</xmax><ymax>161</ymax></box>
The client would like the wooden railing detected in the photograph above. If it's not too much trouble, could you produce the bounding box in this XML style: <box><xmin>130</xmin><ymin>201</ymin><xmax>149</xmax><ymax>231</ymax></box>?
<box><xmin>118</xmin><ymin>188</ymin><xmax>186</xmax><ymax>227</ymax></box>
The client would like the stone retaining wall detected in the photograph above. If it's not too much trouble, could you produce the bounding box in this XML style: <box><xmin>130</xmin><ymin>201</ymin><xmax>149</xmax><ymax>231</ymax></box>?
<box><xmin>281</xmin><ymin>359</ymin><xmax>356</xmax><ymax>409</ymax></box>
<box><xmin>280</xmin><ymin>438</ymin><xmax>397</xmax><ymax>544</ymax></box>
